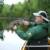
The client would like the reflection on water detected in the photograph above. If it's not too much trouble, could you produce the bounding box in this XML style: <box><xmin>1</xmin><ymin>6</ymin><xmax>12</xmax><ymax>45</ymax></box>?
<box><xmin>0</xmin><ymin>30</ymin><xmax>25</xmax><ymax>50</ymax></box>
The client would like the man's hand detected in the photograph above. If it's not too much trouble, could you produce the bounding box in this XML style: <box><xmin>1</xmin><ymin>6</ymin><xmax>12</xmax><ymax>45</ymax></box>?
<box><xmin>22</xmin><ymin>20</ymin><xmax>30</xmax><ymax>26</ymax></box>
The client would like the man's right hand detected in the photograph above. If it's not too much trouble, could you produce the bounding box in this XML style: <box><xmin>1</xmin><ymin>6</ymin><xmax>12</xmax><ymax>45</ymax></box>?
<box><xmin>22</xmin><ymin>20</ymin><xmax>30</xmax><ymax>26</ymax></box>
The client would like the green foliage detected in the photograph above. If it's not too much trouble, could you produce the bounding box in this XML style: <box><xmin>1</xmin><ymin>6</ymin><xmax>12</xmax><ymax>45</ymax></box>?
<box><xmin>10</xmin><ymin>3</ymin><xmax>24</xmax><ymax>17</ymax></box>
<box><xmin>0</xmin><ymin>0</ymin><xmax>50</xmax><ymax>30</ymax></box>
<box><xmin>2</xmin><ymin>4</ymin><xmax>10</xmax><ymax>17</ymax></box>
<box><xmin>0</xmin><ymin>4</ymin><xmax>3</xmax><ymax>13</ymax></box>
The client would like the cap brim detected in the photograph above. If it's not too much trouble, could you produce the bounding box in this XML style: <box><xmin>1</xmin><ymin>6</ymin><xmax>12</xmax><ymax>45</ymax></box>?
<box><xmin>33</xmin><ymin>13</ymin><xmax>40</xmax><ymax>16</ymax></box>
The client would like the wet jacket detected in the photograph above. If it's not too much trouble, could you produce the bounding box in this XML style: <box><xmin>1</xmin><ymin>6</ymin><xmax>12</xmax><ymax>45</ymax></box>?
<box><xmin>16</xmin><ymin>22</ymin><xmax>48</xmax><ymax>41</ymax></box>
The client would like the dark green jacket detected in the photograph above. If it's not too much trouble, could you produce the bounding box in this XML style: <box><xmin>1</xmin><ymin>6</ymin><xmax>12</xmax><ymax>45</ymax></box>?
<box><xmin>16</xmin><ymin>23</ymin><xmax>48</xmax><ymax>40</ymax></box>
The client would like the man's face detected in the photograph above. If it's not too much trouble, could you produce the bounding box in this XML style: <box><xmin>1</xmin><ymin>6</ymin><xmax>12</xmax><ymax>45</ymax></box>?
<box><xmin>35</xmin><ymin>16</ymin><xmax>43</xmax><ymax>23</ymax></box>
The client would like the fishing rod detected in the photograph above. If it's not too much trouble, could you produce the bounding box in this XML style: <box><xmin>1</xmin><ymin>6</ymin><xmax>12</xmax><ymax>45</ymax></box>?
<box><xmin>6</xmin><ymin>17</ymin><xmax>50</xmax><ymax>30</ymax></box>
<box><xmin>6</xmin><ymin>19</ymin><xmax>34</xmax><ymax>30</ymax></box>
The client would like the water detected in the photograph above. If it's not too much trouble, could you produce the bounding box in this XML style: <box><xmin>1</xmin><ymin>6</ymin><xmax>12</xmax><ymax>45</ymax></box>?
<box><xmin>0</xmin><ymin>30</ymin><xmax>26</xmax><ymax>50</ymax></box>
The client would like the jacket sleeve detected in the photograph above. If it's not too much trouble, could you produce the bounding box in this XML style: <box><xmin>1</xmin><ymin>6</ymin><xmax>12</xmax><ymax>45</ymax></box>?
<box><xmin>15</xmin><ymin>26</ymin><xmax>32</xmax><ymax>40</ymax></box>
<box><xmin>16</xmin><ymin>23</ymin><xmax>48</xmax><ymax>40</ymax></box>
<box><xmin>48</xmin><ymin>22</ymin><xmax>50</xmax><ymax>36</ymax></box>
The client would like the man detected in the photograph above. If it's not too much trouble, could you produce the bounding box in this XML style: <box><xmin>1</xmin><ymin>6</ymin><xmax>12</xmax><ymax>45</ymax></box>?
<box><xmin>15</xmin><ymin>11</ymin><xmax>48</xmax><ymax>50</ymax></box>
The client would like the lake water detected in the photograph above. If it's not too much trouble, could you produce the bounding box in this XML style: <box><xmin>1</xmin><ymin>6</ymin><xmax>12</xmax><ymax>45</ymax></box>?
<box><xmin>0</xmin><ymin>30</ymin><xmax>25</xmax><ymax>50</ymax></box>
